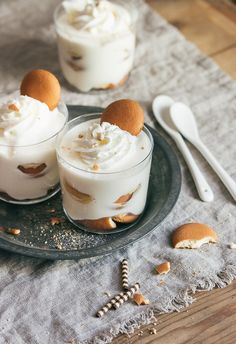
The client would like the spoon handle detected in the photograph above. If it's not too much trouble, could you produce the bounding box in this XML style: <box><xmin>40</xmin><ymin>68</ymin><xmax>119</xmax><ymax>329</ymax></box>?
<box><xmin>174</xmin><ymin>136</ymin><xmax>214</xmax><ymax>202</ymax></box>
<box><xmin>194</xmin><ymin>140</ymin><xmax>236</xmax><ymax>202</ymax></box>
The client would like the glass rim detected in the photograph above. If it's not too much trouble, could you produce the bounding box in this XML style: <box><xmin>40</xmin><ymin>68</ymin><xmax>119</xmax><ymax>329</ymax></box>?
<box><xmin>0</xmin><ymin>101</ymin><xmax>68</xmax><ymax>148</ymax></box>
<box><xmin>56</xmin><ymin>113</ymin><xmax>154</xmax><ymax>176</ymax></box>
<box><xmin>53</xmin><ymin>1</ymin><xmax>138</xmax><ymax>36</ymax></box>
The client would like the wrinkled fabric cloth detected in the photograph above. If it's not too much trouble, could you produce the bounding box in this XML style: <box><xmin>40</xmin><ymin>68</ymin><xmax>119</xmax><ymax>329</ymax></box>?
<box><xmin>0</xmin><ymin>0</ymin><xmax>236</xmax><ymax>343</ymax></box>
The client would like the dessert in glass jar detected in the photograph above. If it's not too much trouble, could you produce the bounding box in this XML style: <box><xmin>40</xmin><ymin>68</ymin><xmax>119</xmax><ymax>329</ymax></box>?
<box><xmin>54</xmin><ymin>0</ymin><xmax>137</xmax><ymax>92</ymax></box>
<box><xmin>56</xmin><ymin>99</ymin><xmax>153</xmax><ymax>233</ymax></box>
<box><xmin>0</xmin><ymin>70</ymin><xmax>68</xmax><ymax>204</ymax></box>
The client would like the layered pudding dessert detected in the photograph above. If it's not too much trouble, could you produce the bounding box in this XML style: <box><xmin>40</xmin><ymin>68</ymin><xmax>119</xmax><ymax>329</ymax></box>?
<box><xmin>54</xmin><ymin>0</ymin><xmax>136</xmax><ymax>92</ymax></box>
<box><xmin>57</xmin><ymin>99</ymin><xmax>153</xmax><ymax>232</ymax></box>
<box><xmin>0</xmin><ymin>69</ymin><xmax>68</xmax><ymax>204</ymax></box>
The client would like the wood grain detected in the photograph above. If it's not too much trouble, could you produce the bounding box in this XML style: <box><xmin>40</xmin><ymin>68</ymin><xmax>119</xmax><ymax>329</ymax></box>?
<box><xmin>115</xmin><ymin>0</ymin><xmax>236</xmax><ymax>342</ymax></box>
<box><xmin>206</xmin><ymin>0</ymin><xmax>236</xmax><ymax>23</ymax></box>
<box><xmin>114</xmin><ymin>281</ymin><xmax>236</xmax><ymax>344</ymax></box>
<box><xmin>213</xmin><ymin>46</ymin><xmax>236</xmax><ymax>79</ymax></box>
<box><xmin>146</xmin><ymin>0</ymin><xmax>236</xmax><ymax>78</ymax></box>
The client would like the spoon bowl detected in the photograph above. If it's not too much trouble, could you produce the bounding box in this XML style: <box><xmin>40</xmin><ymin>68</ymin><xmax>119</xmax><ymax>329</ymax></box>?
<box><xmin>152</xmin><ymin>95</ymin><xmax>179</xmax><ymax>138</ymax></box>
<box><xmin>170</xmin><ymin>102</ymin><xmax>200</xmax><ymax>142</ymax></box>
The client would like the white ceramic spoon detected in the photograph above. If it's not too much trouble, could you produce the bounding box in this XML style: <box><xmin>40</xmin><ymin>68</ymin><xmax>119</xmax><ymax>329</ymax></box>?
<box><xmin>152</xmin><ymin>95</ymin><xmax>214</xmax><ymax>202</ymax></box>
<box><xmin>170</xmin><ymin>102</ymin><xmax>236</xmax><ymax>202</ymax></box>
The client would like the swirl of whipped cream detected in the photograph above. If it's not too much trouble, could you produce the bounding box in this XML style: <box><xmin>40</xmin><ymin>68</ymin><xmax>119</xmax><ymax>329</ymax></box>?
<box><xmin>73</xmin><ymin>121</ymin><xmax>136</xmax><ymax>169</ymax></box>
<box><xmin>63</xmin><ymin>0</ymin><xmax>131</xmax><ymax>35</ymax></box>
<box><xmin>0</xmin><ymin>95</ymin><xmax>65</xmax><ymax>146</ymax></box>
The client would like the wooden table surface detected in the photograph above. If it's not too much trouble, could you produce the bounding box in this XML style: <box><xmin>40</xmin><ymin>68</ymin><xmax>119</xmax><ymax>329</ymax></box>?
<box><xmin>114</xmin><ymin>1</ymin><xmax>236</xmax><ymax>343</ymax></box>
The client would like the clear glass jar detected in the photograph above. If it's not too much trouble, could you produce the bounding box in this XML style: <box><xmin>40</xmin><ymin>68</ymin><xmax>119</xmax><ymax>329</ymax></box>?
<box><xmin>54</xmin><ymin>0</ymin><xmax>137</xmax><ymax>92</ymax></box>
<box><xmin>56</xmin><ymin>113</ymin><xmax>154</xmax><ymax>234</ymax></box>
<box><xmin>0</xmin><ymin>102</ymin><xmax>68</xmax><ymax>204</ymax></box>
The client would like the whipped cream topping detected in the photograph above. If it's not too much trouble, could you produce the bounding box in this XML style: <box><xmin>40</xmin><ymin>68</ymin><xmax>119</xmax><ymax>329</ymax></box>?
<box><xmin>72</xmin><ymin>121</ymin><xmax>135</xmax><ymax>169</ymax></box>
<box><xmin>0</xmin><ymin>95</ymin><xmax>66</xmax><ymax>146</ymax></box>
<box><xmin>60</xmin><ymin>119</ymin><xmax>151</xmax><ymax>173</ymax></box>
<box><xmin>62</xmin><ymin>0</ymin><xmax>131</xmax><ymax>35</ymax></box>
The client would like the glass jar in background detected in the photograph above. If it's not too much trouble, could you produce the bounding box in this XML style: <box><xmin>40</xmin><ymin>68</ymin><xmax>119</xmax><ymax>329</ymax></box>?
<box><xmin>54</xmin><ymin>0</ymin><xmax>137</xmax><ymax>92</ymax></box>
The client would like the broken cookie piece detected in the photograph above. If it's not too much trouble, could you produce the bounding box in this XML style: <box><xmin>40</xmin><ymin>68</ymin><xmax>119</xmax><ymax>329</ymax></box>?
<box><xmin>77</xmin><ymin>217</ymin><xmax>116</xmax><ymax>231</ymax></box>
<box><xmin>113</xmin><ymin>213</ymin><xmax>139</xmax><ymax>224</ymax></box>
<box><xmin>50</xmin><ymin>217</ymin><xmax>62</xmax><ymax>226</ymax></box>
<box><xmin>172</xmin><ymin>223</ymin><xmax>218</xmax><ymax>249</ymax></box>
<box><xmin>8</xmin><ymin>103</ymin><xmax>19</xmax><ymax>112</ymax></box>
<box><xmin>133</xmin><ymin>293</ymin><xmax>150</xmax><ymax>305</ymax></box>
<box><xmin>18</xmin><ymin>163</ymin><xmax>47</xmax><ymax>176</ymax></box>
<box><xmin>7</xmin><ymin>228</ymin><xmax>21</xmax><ymax>235</ymax></box>
<box><xmin>64</xmin><ymin>180</ymin><xmax>93</xmax><ymax>204</ymax></box>
<box><xmin>156</xmin><ymin>261</ymin><xmax>170</xmax><ymax>275</ymax></box>
<box><xmin>114</xmin><ymin>192</ymin><xmax>134</xmax><ymax>205</ymax></box>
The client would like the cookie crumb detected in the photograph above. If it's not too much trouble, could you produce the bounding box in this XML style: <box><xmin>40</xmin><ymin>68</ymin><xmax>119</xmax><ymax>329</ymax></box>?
<box><xmin>156</xmin><ymin>261</ymin><xmax>170</xmax><ymax>274</ymax></box>
<box><xmin>48</xmin><ymin>208</ymin><xmax>56</xmax><ymax>213</ymax></box>
<box><xmin>50</xmin><ymin>217</ymin><xmax>62</xmax><ymax>226</ymax></box>
<box><xmin>149</xmin><ymin>328</ymin><xmax>157</xmax><ymax>334</ymax></box>
<box><xmin>138</xmin><ymin>330</ymin><xmax>144</xmax><ymax>336</ymax></box>
<box><xmin>133</xmin><ymin>293</ymin><xmax>150</xmax><ymax>305</ymax></box>
<box><xmin>91</xmin><ymin>163</ymin><xmax>100</xmax><ymax>171</ymax></box>
<box><xmin>7</xmin><ymin>228</ymin><xmax>20</xmax><ymax>235</ymax></box>
<box><xmin>8</xmin><ymin>103</ymin><xmax>19</xmax><ymax>112</ymax></box>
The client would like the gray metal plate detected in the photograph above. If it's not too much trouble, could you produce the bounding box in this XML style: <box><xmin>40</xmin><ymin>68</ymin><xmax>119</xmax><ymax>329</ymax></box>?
<box><xmin>0</xmin><ymin>105</ymin><xmax>181</xmax><ymax>260</ymax></box>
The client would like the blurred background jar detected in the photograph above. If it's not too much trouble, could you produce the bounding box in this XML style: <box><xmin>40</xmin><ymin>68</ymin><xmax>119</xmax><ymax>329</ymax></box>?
<box><xmin>54</xmin><ymin>0</ymin><xmax>137</xmax><ymax>92</ymax></box>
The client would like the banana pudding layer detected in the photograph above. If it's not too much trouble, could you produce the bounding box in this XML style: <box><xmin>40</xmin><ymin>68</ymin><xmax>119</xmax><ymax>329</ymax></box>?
<box><xmin>0</xmin><ymin>95</ymin><xmax>66</xmax><ymax>201</ymax></box>
<box><xmin>57</xmin><ymin>117</ymin><xmax>153</xmax><ymax>226</ymax></box>
<box><xmin>55</xmin><ymin>0</ymin><xmax>136</xmax><ymax>91</ymax></box>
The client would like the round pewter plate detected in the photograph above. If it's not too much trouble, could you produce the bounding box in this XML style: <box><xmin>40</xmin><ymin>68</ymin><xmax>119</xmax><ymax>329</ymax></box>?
<box><xmin>0</xmin><ymin>105</ymin><xmax>181</xmax><ymax>260</ymax></box>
